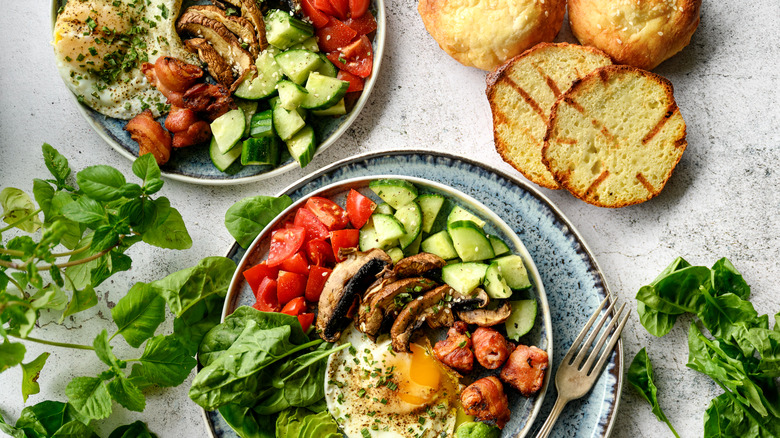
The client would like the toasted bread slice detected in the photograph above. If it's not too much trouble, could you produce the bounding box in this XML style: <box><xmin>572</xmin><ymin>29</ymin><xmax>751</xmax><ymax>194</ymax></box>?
<box><xmin>487</xmin><ymin>43</ymin><xmax>612</xmax><ymax>189</ymax></box>
<box><xmin>542</xmin><ymin>65</ymin><xmax>687</xmax><ymax>207</ymax></box>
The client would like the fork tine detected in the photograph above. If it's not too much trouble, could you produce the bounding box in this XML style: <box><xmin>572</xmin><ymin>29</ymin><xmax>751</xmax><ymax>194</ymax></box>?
<box><xmin>562</xmin><ymin>297</ymin><xmax>609</xmax><ymax>364</ymax></box>
<box><xmin>570</xmin><ymin>298</ymin><xmax>618</xmax><ymax>368</ymax></box>
<box><xmin>588</xmin><ymin>307</ymin><xmax>631</xmax><ymax>377</ymax></box>
<box><xmin>581</xmin><ymin>303</ymin><xmax>626</xmax><ymax>373</ymax></box>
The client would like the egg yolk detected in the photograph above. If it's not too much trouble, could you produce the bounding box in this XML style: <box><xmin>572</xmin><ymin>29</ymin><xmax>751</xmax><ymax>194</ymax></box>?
<box><xmin>396</xmin><ymin>343</ymin><xmax>442</xmax><ymax>406</ymax></box>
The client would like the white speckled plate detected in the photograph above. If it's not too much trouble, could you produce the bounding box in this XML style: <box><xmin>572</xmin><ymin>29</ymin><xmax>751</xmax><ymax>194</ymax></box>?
<box><xmin>206</xmin><ymin>150</ymin><xmax>623</xmax><ymax>438</ymax></box>
<box><xmin>50</xmin><ymin>0</ymin><xmax>385</xmax><ymax>185</ymax></box>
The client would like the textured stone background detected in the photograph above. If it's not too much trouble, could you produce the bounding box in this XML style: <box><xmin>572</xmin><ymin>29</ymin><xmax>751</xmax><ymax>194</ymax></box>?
<box><xmin>1</xmin><ymin>0</ymin><xmax>779</xmax><ymax>437</ymax></box>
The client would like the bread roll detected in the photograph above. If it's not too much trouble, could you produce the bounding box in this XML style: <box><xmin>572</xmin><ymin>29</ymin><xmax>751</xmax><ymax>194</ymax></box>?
<box><xmin>418</xmin><ymin>0</ymin><xmax>566</xmax><ymax>71</ymax></box>
<box><xmin>568</xmin><ymin>0</ymin><xmax>701</xmax><ymax>70</ymax></box>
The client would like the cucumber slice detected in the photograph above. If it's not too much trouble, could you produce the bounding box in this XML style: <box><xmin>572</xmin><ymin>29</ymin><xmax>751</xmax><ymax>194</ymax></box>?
<box><xmin>403</xmin><ymin>233</ymin><xmax>422</xmax><ymax>257</ymax></box>
<box><xmin>487</xmin><ymin>235</ymin><xmax>511</xmax><ymax>257</ymax></box>
<box><xmin>441</xmin><ymin>263</ymin><xmax>489</xmax><ymax>295</ymax></box>
<box><xmin>493</xmin><ymin>255</ymin><xmax>531</xmax><ymax>290</ymax></box>
<box><xmin>285</xmin><ymin>125</ymin><xmax>316</xmax><ymax>167</ymax></box>
<box><xmin>275</xmin><ymin>49</ymin><xmax>323</xmax><ymax>85</ymax></box>
<box><xmin>505</xmin><ymin>300</ymin><xmax>537</xmax><ymax>341</ymax></box>
<box><xmin>241</xmin><ymin>137</ymin><xmax>279</xmax><ymax>166</ymax></box>
<box><xmin>394</xmin><ymin>201</ymin><xmax>422</xmax><ymax>250</ymax></box>
<box><xmin>372</xmin><ymin>213</ymin><xmax>406</xmax><ymax>244</ymax></box>
<box><xmin>386</xmin><ymin>247</ymin><xmax>404</xmax><ymax>264</ymax></box>
<box><xmin>358</xmin><ymin>217</ymin><xmax>397</xmax><ymax>251</ymax></box>
<box><xmin>417</xmin><ymin>194</ymin><xmax>446</xmax><ymax>234</ymax></box>
<box><xmin>289</xmin><ymin>36</ymin><xmax>319</xmax><ymax>52</ymax></box>
<box><xmin>315</xmin><ymin>54</ymin><xmax>338</xmax><ymax>77</ymax></box>
<box><xmin>271</xmin><ymin>98</ymin><xmax>306</xmax><ymax>141</ymax></box>
<box><xmin>484</xmin><ymin>262</ymin><xmax>512</xmax><ymax>299</ymax></box>
<box><xmin>448</xmin><ymin>220</ymin><xmax>495</xmax><ymax>262</ymax></box>
<box><xmin>236</xmin><ymin>99</ymin><xmax>258</xmax><ymax>137</ymax></box>
<box><xmin>265</xmin><ymin>9</ymin><xmax>314</xmax><ymax>50</ymax></box>
<box><xmin>234</xmin><ymin>49</ymin><xmax>283</xmax><ymax>100</ymax></box>
<box><xmin>209</xmin><ymin>137</ymin><xmax>241</xmax><ymax>172</ymax></box>
<box><xmin>277</xmin><ymin>80</ymin><xmax>309</xmax><ymax>110</ymax></box>
<box><xmin>447</xmin><ymin>206</ymin><xmax>486</xmax><ymax>228</ymax></box>
<box><xmin>211</xmin><ymin>108</ymin><xmax>245</xmax><ymax>154</ymax></box>
<box><xmin>301</xmin><ymin>72</ymin><xmax>349</xmax><ymax>110</ymax></box>
<box><xmin>369</xmin><ymin>179</ymin><xmax>419</xmax><ymax>209</ymax></box>
<box><xmin>311</xmin><ymin>99</ymin><xmax>346</xmax><ymax>117</ymax></box>
<box><xmin>421</xmin><ymin>231</ymin><xmax>458</xmax><ymax>260</ymax></box>
<box><xmin>249</xmin><ymin>110</ymin><xmax>274</xmax><ymax>138</ymax></box>
<box><xmin>375</xmin><ymin>203</ymin><xmax>394</xmax><ymax>215</ymax></box>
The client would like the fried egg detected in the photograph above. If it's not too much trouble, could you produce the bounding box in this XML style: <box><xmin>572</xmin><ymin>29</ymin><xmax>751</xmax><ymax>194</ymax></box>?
<box><xmin>53</xmin><ymin>0</ymin><xmax>198</xmax><ymax>119</ymax></box>
<box><xmin>325</xmin><ymin>325</ymin><xmax>462</xmax><ymax>438</ymax></box>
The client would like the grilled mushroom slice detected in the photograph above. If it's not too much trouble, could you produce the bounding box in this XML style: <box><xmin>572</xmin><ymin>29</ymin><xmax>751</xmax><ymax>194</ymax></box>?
<box><xmin>458</xmin><ymin>301</ymin><xmax>512</xmax><ymax>327</ymax></box>
<box><xmin>217</xmin><ymin>0</ymin><xmax>268</xmax><ymax>50</ymax></box>
<box><xmin>184</xmin><ymin>39</ymin><xmax>234</xmax><ymax>88</ymax></box>
<box><xmin>391</xmin><ymin>285</ymin><xmax>455</xmax><ymax>352</ymax></box>
<box><xmin>316</xmin><ymin>249</ymin><xmax>392</xmax><ymax>342</ymax></box>
<box><xmin>393</xmin><ymin>253</ymin><xmax>446</xmax><ymax>278</ymax></box>
<box><xmin>186</xmin><ymin>5</ymin><xmax>260</xmax><ymax>56</ymax></box>
<box><xmin>451</xmin><ymin>288</ymin><xmax>490</xmax><ymax>311</ymax></box>
<box><xmin>357</xmin><ymin>277</ymin><xmax>438</xmax><ymax>339</ymax></box>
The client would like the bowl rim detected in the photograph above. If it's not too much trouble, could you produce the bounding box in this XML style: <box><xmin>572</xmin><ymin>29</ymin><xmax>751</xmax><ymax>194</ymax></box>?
<box><xmin>49</xmin><ymin>0</ymin><xmax>387</xmax><ymax>186</ymax></box>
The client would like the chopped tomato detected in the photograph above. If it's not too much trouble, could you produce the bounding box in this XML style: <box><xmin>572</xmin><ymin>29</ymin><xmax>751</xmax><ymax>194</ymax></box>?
<box><xmin>349</xmin><ymin>0</ymin><xmax>370</xmax><ymax>18</ymax></box>
<box><xmin>305</xmin><ymin>265</ymin><xmax>333</xmax><ymax>302</ymax></box>
<box><xmin>305</xmin><ymin>239</ymin><xmax>336</xmax><ymax>266</ymax></box>
<box><xmin>301</xmin><ymin>0</ymin><xmax>329</xmax><ymax>27</ymax></box>
<box><xmin>345</xmin><ymin>12</ymin><xmax>377</xmax><ymax>35</ymax></box>
<box><xmin>315</xmin><ymin>17</ymin><xmax>358</xmax><ymax>53</ymax></box>
<box><xmin>280</xmin><ymin>251</ymin><xmax>310</xmax><ymax>275</ymax></box>
<box><xmin>243</xmin><ymin>262</ymin><xmax>280</xmax><ymax>294</ymax></box>
<box><xmin>328</xmin><ymin>0</ymin><xmax>349</xmax><ymax>20</ymax></box>
<box><xmin>281</xmin><ymin>296</ymin><xmax>307</xmax><ymax>316</ymax></box>
<box><xmin>297</xmin><ymin>313</ymin><xmax>315</xmax><ymax>332</ymax></box>
<box><xmin>330</xmin><ymin>229</ymin><xmax>360</xmax><ymax>261</ymax></box>
<box><xmin>305</xmin><ymin>197</ymin><xmax>350</xmax><ymax>231</ymax></box>
<box><xmin>252</xmin><ymin>277</ymin><xmax>279</xmax><ymax>312</ymax></box>
<box><xmin>327</xmin><ymin>35</ymin><xmax>373</xmax><ymax>78</ymax></box>
<box><xmin>277</xmin><ymin>270</ymin><xmax>308</xmax><ymax>305</ymax></box>
<box><xmin>267</xmin><ymin>226</ymin><xmax>306</xmax><ymax>267</ymax></box>
<box><xmin>345</xmin><ymin>189</ymin><xmax>375</xmax><ymax>228</ymax></box>
<box><xmin>313</xmin><ymin>0</ymin><xmax>339</xmax><ymax>17</ymax></box>
<box><xmin>337</xmin><ymin>70</ymin><xmax>364</xmax><ymax>93</ymax></box>
<box><xmin>294</xmin><ymin>207</ymin><xmax>330</xmax><ymax>242</ymax></box>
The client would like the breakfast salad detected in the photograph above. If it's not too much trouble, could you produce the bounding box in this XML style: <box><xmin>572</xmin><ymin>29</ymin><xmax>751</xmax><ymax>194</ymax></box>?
<box><xmin>53</xmin><ymin>0</ymin><xmax>377</xmax><ymax>172</ymax></box>
<box><xmin>189</xmin><ymin>179</ymin><xmax>549</xmax><ymax>437</ymax></box>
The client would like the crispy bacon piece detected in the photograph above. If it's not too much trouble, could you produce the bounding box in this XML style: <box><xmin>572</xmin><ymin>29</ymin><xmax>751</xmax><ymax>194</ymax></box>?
<box><xmin>172</xmin><ymin>120</ymin><xmax>211</xmax><ymax>148</ymax></box>
<box><xmin>125</xmin><ymin>110</ymin><xmax>171</xmax><ymax>165</ymax></box>
<box><xmin>154</xmin><ymin>56</ymin><xmax>203</xmax><ymax>92</ymax></box>
<box><xmin>472</xmin><ymin>327</ymin><xmax>512</xmax><ymax>370</ymax></box>
<box><xmin>433</xmin><ymin>321</ymin><xmax>474</xmax><ymax>374</ymax></box>
<box><xmin>500</xmin><ymin>344</ymin><xmax>549</xmax><ymax>397</ymax></box>
<box><xmin>181</xmin><ymin>83</ymin><xmax>236</xmax><ymax>121</ymax></box>
<box><xmin>460</xmin><ymin>376</ymin><xmax>511</xmax><ymax>429</ymax></box>
<box><xmin>165</xmin><ymin>106</ymin><xmax>199</xmax><ymax>132</ymax></box>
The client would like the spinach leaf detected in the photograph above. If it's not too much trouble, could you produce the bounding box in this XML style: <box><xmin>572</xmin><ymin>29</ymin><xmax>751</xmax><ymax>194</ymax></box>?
<box><xmin>0</xmin><ymin>340</ymin><xmax>26</xmax><ymax>372</ymax></box>
<box><xmin>65</xmin><ymin>376</ymin><xmax>113</xmax><ymax>421</ymax></box>
<box><xmin>275</xmin><ymin>407</ymin><xmax>340</xmax><ymax>438</ymax></box>
<box><xmin>627</xmin><ymin>348</ymin><xmax>679</xmax><ymax>437</ymax></box>
<box><xmin>635</xmin><ymin>265</ymin><xmax>710</xmax><ymax>315</ymax></box>
<box><xmin>225</xmin><ymin>195</ymin><xmax>293</xmax><ymax>248</ymax></box>
<box><xmin>140</xmin><ymin>197</ymin><xmax>192</xmax><ymax>249</ymax></box>
<box><xmin>50</xmin><ymin>420</ymin><xmax>99</xmax><ymax>437</ymax></box>
<box><xmin>108</xmin><ymin>421</ymin><xmax>158</xmax><ymax>438</ymax></box>
<box><xmin>62</xmin><ymin>284</ymin><xmax>98</xmax><ymax>320</ymax></box>
<box><xmin>151</xmin><ymin>256</ymin><xmax>235</xmax><ymax>317</ymax></box>
<box><xmin>218</xmin><ymin>404</ymin><xmax>274</xmax><ymax>438</ymax></box>
<box><xmin>21</xmin><ymin>352</ymin><xmax>50</xmax><ymax>402</ymax></box>
<box><xmin>131</xmin><ymin>154</ymin><xmax>161</xmax><ymax>191</ymax></box>
<box><xmin>106</xmin><ymin>374</ymin><xmax>145</xmax><ymax>412</ymax></box>
<box><xmin>14</xmin><ymin>401</ymin><xmax>85</xmax><ymax>437</ymax></box>
<box><xmin>172</xmin><ymin>290</ymin><xmax>224</xmax><ymax>357</ymax></box>
<box><xmin>32</xmin><ymin>179</ymin><xmax>55</xmax><ymax>221</ymax></box>
<box><xmin>637</xmin><ymin>301</ymin><xmax>678</xmax><ymax>337</ymax></box>
<box><xmin>61</xmin><ymin>197</ymin><xmax>107</xmax><ymax>227</ymax></box>
<box><xmin>111</xmin><ymin>283</ymin><xmax>166</xmax><ymax>348</ymax></box>
<box><xmin>41</xmin><ymin>143</ymin><xmax>71</xmax><ymax>187</ymax></box>
<box><xmin>76</xmin><ymin>166</ymin><xmax>126</xmax><ymax>202</ymax></box>
<box><xmin>0</xmin><ymin>413</ymin><xmax>25</xmax><ymax>438</ymax></box>
<box><xmin>703</xmin><ymin>393</ymin><xmax>780</xmax><ymax>438</ymax></box>
<box><xmin>711</xmin><ymin>258</ymin><xmax>750</xmax><ymax>299</ymax></box>
<box><xmin>129</xmin><ymin>335</ymin><xmax>196</xmax><ymax>387</ymax></box>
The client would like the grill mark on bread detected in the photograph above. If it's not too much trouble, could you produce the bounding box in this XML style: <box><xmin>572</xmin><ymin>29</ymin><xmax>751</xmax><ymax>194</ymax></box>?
<box><xmin>564</xmin><ymin>96</ymin><xmax>585</xmax><ymax>114</ymax></box>
<box><xmin>556</xmin><ymin>137</ymin><xmax>578</xmax><ymax>145</ymax></box>
<box><xmin>642</xmin><ymin>106</ymin><xmax>677</xmax><ymax>144</ymax></box>
<box><xmin>674</xmin><ymin>137</ymin><xmax>687</xmax><ymax>148</ymax></box>
<box><xmin>503</xmin><ymin>77</ymin><xmax>545</xmax><ymax>120</ymax></box>
<box><xmin>534</xmin><ymin>64</ymin><xmax>562</xmax><ymax>97</ymax></box>
<box><xmin>636</xmin><ymin>173</ymin><xmax>657</xmax><ymax>194</ymax></box>
<box><xmin>586</xmin><ymin>170</ymin><xmax>610</xmax><ymax>197</ymax></box>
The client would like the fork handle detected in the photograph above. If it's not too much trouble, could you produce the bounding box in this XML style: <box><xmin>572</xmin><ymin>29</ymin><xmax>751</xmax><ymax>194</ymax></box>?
<box><xmin>534</xmin><ymin>395</ymin><xmax>570</xmax><ymax>438</ymax></box>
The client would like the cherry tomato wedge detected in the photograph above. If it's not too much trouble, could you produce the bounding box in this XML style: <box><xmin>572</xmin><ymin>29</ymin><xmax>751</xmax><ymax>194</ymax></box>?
<box><xmin>297</xmin><ymin>313</ymin><xmax>315</xmax><ymax>332</ymax></box>
<box><xmin>281</xmin><ymin>296</ymin><xmax>307</xmax><ymax>316</ymax></box>
<box><xmin>277</xmin><ymin>270</ymin><xmax>308</xmax><ymax>305</ymax></box>
<box><xmin>349</xmin><ymin>0</ymin><xmax>370</xmax><ymax>18</ymax></box>
<box><xmin>243</xmin><ymin>262</ymin><xmax>280</xmax><ymax>294</ymax></box>
<box><xmin>330</xmin><ymin>229</ymin><xmax>360</xmax><ymax>261</ymax></box>
<box><xmin>345</xmin><ymin>189</ymin><xmax>376</xmax><ymax>228</ymax></box>
<box><xmin>313</xmin><ymin>0</ymin><xmax>339</xmax><ymax>17</ymax></box>
<box><xmin>305</xmin><ymin>197</ymin><xmax>350</xmax><ymax>231</ymax></box>
<box><xmin>252</xmin><ymin>277</ymin><xmax>279</xmax><ymax>312</ymax></box>
<box><xmin>305</xmin><ymin>265</ymin><xmax>333</xmax><ymax>302</ymax></box>
<box><xmin>305</xmin><ymin>239</ymin><xmax>336</xmax><ymax>266</ymax></box>
<box><xmin>337</xmin><ymin>70</ymin><xmax>364</xmax><ymax>93</ymax></box>
<box><xmin>280</xmin><ymin>251</ymin><xmax>310</xmax><ymax>275</ymax></box>
<box><xmin>345</xmin><ymin>12</ymin><xmax>377</xmax><ymax>35</ymax></box>
<box><xmin>328</xmin><ymin>0</ymin><xmax>349</xmax><ymax>20</ymax></box>
<box><xmin>315</xmin><ymin>17</ymin><xmax>358</xmax><ymax>53</ymax></box>
<box><xmin>294</xmin><ymin>207</ymin><xmax>330</xmax><ymax>242</ymax></box>
<box><xmin>327</xmin><ymin>35</ymin><xmax>373</xmax><ymax>78</ymax></box>
<box><xmin>267</xmin><ymin>226</ymin><xmax>306</xmax><ymax>267</ymax></box>
<box><xmin>301</xmin><ymin>0</ymin><xmax>329</xmax><ymax>27</ymax></box>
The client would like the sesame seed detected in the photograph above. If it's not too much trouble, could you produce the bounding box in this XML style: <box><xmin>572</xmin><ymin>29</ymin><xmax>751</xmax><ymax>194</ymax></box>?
<box><xmin>658</xmin><ymin>31</ymin><xmax>664</xmax><ymax>36</ymax></box>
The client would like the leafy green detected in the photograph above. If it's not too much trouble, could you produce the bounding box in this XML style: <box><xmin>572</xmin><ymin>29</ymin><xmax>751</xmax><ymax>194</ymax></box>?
<box><xmin>627</xmin><ymin>348</ymin><xmax>679</xmax><ymax>437</ymax></box>
<box><xmin>108</xmin><ymin>420</ymin><xmax>158</xmax><ymax>438</ymax></box>
<box><xmin>151</xmin><ymin>256</ymin><xmax>235</xmax><ymax>317</ymax></box>
<box><xmin>21</xmin><ymin>352</ymin><xmax>50</xmax><ymax>402</ymax></box>
<box><xmin>42</xmin><ymin>143</ymin><xmax>71</xmax><ymax>187</ymax></box>
<box><xmin>106</xmin><ymin>375</ymin><xmax>145</xmax><ymax>412</ymax></box>
<box><xmin>275</xmin><ymin>408</ymin><xmax>340</xmax><ymax>438</ymax></box>
<box><xmin>140</xmin><ymin>197</ymin><xmax>192</xmax><ymax>249</ymax></box>
<box><xmin>0</xmin><ymin>340</ymin><xmax>26</xmax><ymax>372</ymax></box>
<box><xmin>75</xmin><ymin>166</ymin><xmax>126</xmax><ymax>202</ymax></box>
<box><xmin>130</xmin><ymin>335</ymin><xmax>196</xmax><ymax>387</ymax></box>
<box><xmin>218</xmin><ymin>404</ymin><xmax>275</xmax><ymax>438</ymax></box>
<box><xmin>65</xmin><ymin>376</ymin><xmax>113</xmax><ymax>421</ymax></box>
<box><xmin>1</xmin><ymin>187</ymin><xmax>42</xmax><ymax>232</ymax></box>
<box><xmin>14</xmin><ymin>401</ymin><xmax>90</xmax><ymax>437</ymax></box>
<box><xmin>111</xmin><ymin>283</ymin><xmax>166</xmax><ymax>348</ymax></box>
<box><xmin>224</xmin><ymin>195</ymin><xmax>293</xmax><ymax>248</ymax></box>
<box><xmin>62</xmin><ymin>285</ymin><xmax>97</xmax><ymax>320</ymax></box>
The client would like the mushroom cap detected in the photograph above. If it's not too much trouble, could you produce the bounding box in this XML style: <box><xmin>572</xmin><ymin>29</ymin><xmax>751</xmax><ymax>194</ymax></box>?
<box><xmin>186</xmin><ymin>5</ymin><xmax>260</xmax><ymax>56</ymax></box>
<box><xmin>457</xmin><ymin>301</ymin><xmax>512</xmax><ymax>327</ymax></box>
<box><xmin>391</xmin><ymin>285</ymin><xmax>454</xmax><ymax>352</ymax></box>
<box><xmin>357</xmin><ymin>277</ymin><xmax>438</xmax><ymax>338</ymax></box>
<box><xmin>184</xmin><ymin>38</ymin><xmax>235</xmax><ymax>88</ymax></box>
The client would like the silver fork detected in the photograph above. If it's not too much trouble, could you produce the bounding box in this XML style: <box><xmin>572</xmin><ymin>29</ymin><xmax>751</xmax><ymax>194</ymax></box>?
<box><xmin>535</xmin><ymin>297</ymin><xmax>631</xmax><ymax>438</ymax></box>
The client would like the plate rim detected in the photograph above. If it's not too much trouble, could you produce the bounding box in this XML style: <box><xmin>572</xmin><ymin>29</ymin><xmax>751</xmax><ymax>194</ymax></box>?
<box><xmin>50</xmin><ymin>0</ymin><xmax>387</xmax><ymax>186</ymax></box>
<box><xmin>213</xmin><ymin>149</ymin><xmax>622</xmax><ymax>438</ymax></box>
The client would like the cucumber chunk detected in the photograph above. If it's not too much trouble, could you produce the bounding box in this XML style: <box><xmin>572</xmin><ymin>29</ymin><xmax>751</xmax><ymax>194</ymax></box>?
<box><xmin>447</xmin><ymin>206</ymin><xmax>486</xmax><ymax>228</ymax></box>
<box><xmin>236</xmin><ymin>99</ymin><xmax>258</xmax><ymax>137</ymax></box>
<box><xmin>417</xmin><ymin>194</ymin><xmax>446</xmax><ymax>234</ymax></box>
<box><xmin>209</xmin><ymin>137</ymin><xmax>241</xmax><ymax>172</ymax></box>
<box><xmin>403</xmin><ymin>233</ymin><xmax>422</xmax><ymax>257</ymax></box>
<box><xmin>505</xmin><ymin>300</ymin><xmax>537</xmax><ymax>341</ymax></box>
<box><xmin>241</xmin><ymin>137</ymin><xmax>280</xmax><ymax>166</ymax></box>
<box><xmin>487</xmin><ymin>235</ymin><xmax>511</xmax><ymax>257</ymax></box>
<box><xmin>394</xmin><ymin>201</ymin><xmax>422</xmax><ymax>250</ymax></box>
<box><xmin>277</xmin><ymin>80</ymin><xmax>309</xmax><ymax>110</ymax></box>
<box><xmin>441</xmin><ymin>262</ymin><xmax>489</xmax><ymax>295</ymax></box>
<box><xmin>311</xmin><ymin>99</ymin><xmax>346</xmax><ymax>117</ymax></box>
<box><xmin>493</xmin><ymin>255</ymin><xmax>531</xmax><ymax>290</ymax></box>
<box><xmin>374</xmin><ymin>203</ymin><xmax>394</xmax><ymax>215</ymax></box>
<box><xmin>271</xmin><ymin>97</ymin><xmax>306</xmax><ymax>141</ymax></box>
<box><xmin>386</xmin><ymin>247</ymin><xmax>404</xmax><ymax>264</ymax></box>
<box><xmin>448</xmin><ymin>220</ymin><xmax>495</xmax><ymax>262</ymax></box>
<box><xmin>301</xmin><ymin>72</ymin><xmax>349</xmax><ymax>110</ymax></box>
<box><xmin>285</xmin><ymin>125</ymin><xmax>316</xmax><ymax>167</ymax></box>
<box><xmin>289</xmin><ymin>36</ymin><xmax>319</xmax><ymax>52</ymax></box>
<box><xmin>369</xmin><ymin>179</ymin><xmax>419</xmax><ymax>209</ymax></box>
<box><xmin>275</xmin><ymin>49</ymin><xmax>323</xmax><ymax>85</ymax></box>
<box><xmin>484</xmin><ymin>262</ymin><xmax>512</xmax><ymax>299</ymax></box>
<box><xmin>211</xmin><ymin>108</ymin><xmax>245</xmax><ymax>154</ymax></box>
<box><xmin>421</xmin><ymin>230</ymin><xmax>458</xmax><ymax>260</ymax></box>
<box><xmin>315</xmin><ymin>54</ymin><xmax>338</xmax><ymax>77</ymax></box>
<box><xmin>359</xmin><ymin>217</ymin><xmax>398</xmax><ymax>251</ymax></box>
<box><xmin>372</xmin><ymin>213</ymin><xmax>406</xmax><ymax>244</ymax></box>
<box><xmin>249</xmin><ymin>110</ymin><xmax>274</xmax><ymax>138</ymax></box>
<box><xmin>265</xmin><ymin>9</ymin><xmax>314</xmax><ymax>50</ymax></box>
<box><xmin>234</xmin><ymin>49</ymin><xmax>283</xmax><ymax>100</ymax></box>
